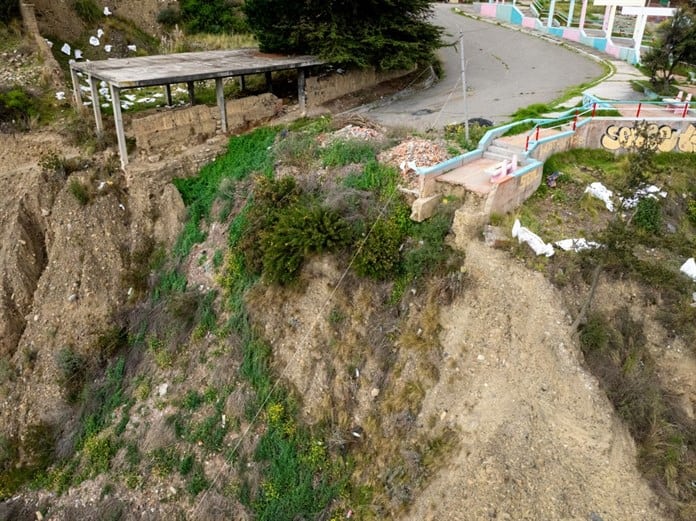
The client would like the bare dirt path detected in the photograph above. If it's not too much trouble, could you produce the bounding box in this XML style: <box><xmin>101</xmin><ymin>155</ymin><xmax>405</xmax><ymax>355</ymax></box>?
<box><xmin>401</xmin><ymin>239</ymin><xmax>668</xmax><ymax>521</ymax></box>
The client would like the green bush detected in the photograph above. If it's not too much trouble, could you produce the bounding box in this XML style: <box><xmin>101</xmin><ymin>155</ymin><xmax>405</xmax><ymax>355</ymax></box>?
<box><xmin>156</xmin><ymin>6</ymin><xmax>181</xmax><ymax>28</ymax></box>
<box><xmin>72</xmin><ymin>0</ymin><xmax>101</xmax><ymax>24</ymax></box>
<box><xmin>0</xmin><ymin>0</ymin><xmax>19</xmax><ymax>23</ymax></box>
<box><xmin>56</xmin><ymin>347</ymin><xmax>87</xmax><ymax>403</ymax></box>
<box><xmin>83</xmin><ymin>435</ymin><xmax>116</xmax><ymax>475</ymax></box>
<box><xmin>69</xmin><ymin>179</ymin><xmax>92</xmax><ymax>206</ymax></box>
<box><xmin>354</xmin><ymin>215</ymin><xmax>406</xmax><ymax>279</ymax></box>
<box><xmin>633</xmin><ymin>198</ymin><xmax>661</xmax><ymax>233</ymax></box>
<box><xmin>687</xmin><ymin>199</ymin><xmax>696</xmax><ymax>225</ymax></box>
<box><xmin>274</xmin><ymin>132</ymin><xmax>319</xmax><ymax>167</ymax></box>
<box><xmin>321</xmin><ymin>139</ymin><xmax>377</xmax><ymax>167</ymax></box>
<box><xmin>262</xmin><ymin>203</ymin><xmax>352</xmax><ymax>284</ymax></box>
<box><xmin>179</xmin><ymin>0</ymin><xmax>248</xmax><ymax>34</ymax></box>
<box><xmin>0</xmin><ymin>86</ymin><xmax>39</xmax><ymax>129</ymax></box>
<box><xmin>343</xmin><ymin>160</ymin><xmax>398</xmax><ymax>198</ymax></box>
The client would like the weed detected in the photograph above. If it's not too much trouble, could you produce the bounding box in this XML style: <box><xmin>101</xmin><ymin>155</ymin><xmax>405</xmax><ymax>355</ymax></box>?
<box><xmin>56</xmin><ymin>346</ymin><xmax>86</xmax><ymax>403</ymax></box>
<box><xmin>274</xmin><ymin>132</ymin><xmax>319</xmax><ymax>167</ymax></box>
<box><xmin>149</xmin><ymin>446</ymin><xmax>180</xmax><ymax>477</ymax></box>
<box><xmin>179</xmin><ymin>453</ymin><xmax>194</xmax><ymax>476</ymax></box>
<box><xmin>0</xmin><ymin>85</ymin><xmax>40</xmax><ymax>130</ymax></box>
<box><xmin>83</xmin><ymin>434</ymin><xmax>116</xmax><ymax>475</ymax></box>
<box><xmin>344</xmin><ymin>160</ymin><xmax>399</xmax><ymax>199</ymax></box>
<box><xmin>321</xmin><ymin>139</ymin><xmax>376</xmax><ymax>167</ymax></box>
<box><xmin>186</xmin><ymin>461</ymin><xmax>209</xmax><ymax>496</ymax></box>
<box><xmin>182</xmin><ymin>390</ymin><xmax>204</xmax><ymax>411</ymax></box>
<box><xmin>354</xmin><ymin>212</ymin><xmax>407</xmax><ymax>280</ymax></box>
<box><xmin>69</xmin><ymin>178</ymin><xmax>92</xmax><ymax>205</ymax></box>
<box><xmin>633</xmin><ymin>198</ymin><xmax>662</xmax><ymax>233</ymax></box>
<box><xmin>72</xmin><ymin>0</ymin><xmax>101</xmax><ymax>24</ymax></box>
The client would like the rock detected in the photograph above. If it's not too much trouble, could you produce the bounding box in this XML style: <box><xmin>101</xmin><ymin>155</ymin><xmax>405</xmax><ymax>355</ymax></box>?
<box><xmin>370</xmin><ymin>388</ymin><xmax>380</xmax><ymax>398</ymax></box>
<box><xmin>157</xmin><ymin>383</ymin><xmax>169</xmax><ymax>397</ymax></box>
<box><xmin>483</xmin><ymin>225</ymin><xmax>508</xmax><ymax>247</ymax></box>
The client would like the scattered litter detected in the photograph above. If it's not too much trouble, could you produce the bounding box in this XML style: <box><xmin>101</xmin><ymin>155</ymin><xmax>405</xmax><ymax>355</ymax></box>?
<box><xmin>621</xmin><ymin>184</ymin><xmax>667</xmax><ymax>209</ymax></box>
<box><xmin>554</xmin><ymin>238</ymin><xmax>601</xmax><ymax>252</ymax></box>
<box><xmin>103</xmin><ymin>6</ymin><xmax>112</xmax><ymax>16</ymax></box>
<box><xmin>512</xmin><ymin>219</ymin><xmax>554</xmax><ymax>257</ymax></box>
<box><xmin>89</xmin><ymin>36</ymin><xmax>100</xmax><ymax>47</ymax></box>
<box><xmin>546</xmin><ymin>171</ymin><xmax>561</xmax><ymax>187</ymax></box>
<box><xmin>104</xmin><ymin>44</ymin><xmax>112</xmax><ymax>53</ymax></box>
<box><xmin>44</xmin><ymin>39</ymin><xmax>53</xmax><ymax>48</ymax></box>
<box><xmin>60</xmin><ymin>43</ymin><xmax>71</xmax><ymax>55</ymax></box>
<box><xmin>74</xmin><ymin>49</ymin><xmax>83</xmax><ymax>59</ymax></box>
<box><xmin>97</xmin><ymin>28</ymin><xmax>104</xmax><ymax>38</ymax></box>
<box><xmin>127</xmin><ymin>44</ymin><xmax>137</xmax><ymax>52</ymax></box>
<box><xmin>137</xmin><ymin>97</ymin><xmax>156</xmax><ymax>104</ymax></box>
<box><xmin>124</xmin><ymin>93</ymin><xmax>136</xmax><ymax>101</ymax></box>
<box><xmin>79</xmin><ymin>85</ymin><xmax>90</xmax><ymax>92</ymax></box>
<box><xmin>82</xmin><ymin>101</ymin><xmax>92</xmax><ymax>106</ymax></box>
<box><xmin>99</xmin><ymin>87</ymin><xmax>109</xmax><ymax>96</ymax></box>
<box><xmin>584</xmin><ymin>182</ymin><xmax>614</xmax><ymax>212</ymax></box>
<box><xmin>55</xmin><ymin>91</ymin><xmax>66</xmax><ymax>101</ymax></box>
<box><xmin>101</xmin><ymin>103</ymin><xmax>110</xmax><ymax>108</ymax></box>
<box><xmin>680</xmin><ymin>258</ymin><xmax>696</xmax><ymax>281</ymax></box>
<box><xmin>331</xmin><ymin>124</ymin><xmax>383</xmax><ymax>141</ymax></box>
<box><xmin>121</xmin><ymin>101</ymin><xmax>133</xmax><ymax>109</ymax></box>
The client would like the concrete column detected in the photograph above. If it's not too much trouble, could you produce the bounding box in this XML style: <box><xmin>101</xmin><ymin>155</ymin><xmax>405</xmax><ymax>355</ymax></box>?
<box><xmin>567</xmin><ymin>0</ymin><xmax>576</xmax><ymax>27</ymax></box>
<box><xmin>110</xmin><ymin>85</ymin><xmax>128</xmax><ymax>169</ymax></box>
<box><xmin>606</xmin><ymin>5</ymin><xmax>617</xmax><ymax>39</ymax></box>
<box><xmin>633</xmin><ymin>14</ymin><xmax>648</xmax><ymax>60</ymax></box>
<box><xmin>297</xmin><ymin>68</ymin><xmax>306</xmax><ymax>114</ymax></box>
<box><xmin>187</xmin><ymin>81</ymin><xmax>195</xmax><ymax>105</ymax></box>
<box><xmin>216</xmin><ymin>78</ymin><xmax>227</xmax><ymax>133</ymax></box>
<box><xmin>88</xmin><ymin>75</ymin><xmax>103</xmax><ymax>134</ymax></box>
<box><xmin>239</xmin><ymin>75</ymin><xmax>246</xmax><ymax>91</ymax></box>
<box><xmin>548</xmin><ymin>0</ymin><xmax>557</xmax><ymax>28</ymax></box>
<box><xmin>70</xmin><ymin>65</ymin><xmax>83</xmax><ymax>109</ymax></box>
<box><xmin>165</xmin><ymin>84</ymin><xmax>172</xmax><ymax>106</ymax></box>
<box><xmin>578</xmin><ymin>0</ymin><xmax>588</xmax><ymax>32</ymax></box>
<box><xmin>265</xmin><ymin>71</ymin><xmax>273</xmax><ymax>94</ymax></box>
<box><xmin>602</xmin><ymin>5</ymin><xmax>611</xmax><ymax>31</ymax></box>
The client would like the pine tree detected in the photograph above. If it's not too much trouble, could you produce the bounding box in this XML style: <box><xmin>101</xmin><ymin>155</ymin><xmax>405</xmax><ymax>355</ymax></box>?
<box><xmin>244</xmin><ymin>0</ymin><xmax>442</xmax><ymax>69</ymax></box>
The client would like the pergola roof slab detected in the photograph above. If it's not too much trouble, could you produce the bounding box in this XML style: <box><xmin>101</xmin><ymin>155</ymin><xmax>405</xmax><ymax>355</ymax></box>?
<box><xmin>70</xmin><ymin>48</ymin><xmax>324</xmax><ymax>88</ymax></box>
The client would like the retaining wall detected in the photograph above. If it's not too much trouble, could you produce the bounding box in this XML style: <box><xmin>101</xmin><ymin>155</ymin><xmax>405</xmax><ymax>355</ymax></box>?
<box><xmin>306</xmin><ymin>67</ymin><xmax>412</xmax><ymax>106</ymax></box>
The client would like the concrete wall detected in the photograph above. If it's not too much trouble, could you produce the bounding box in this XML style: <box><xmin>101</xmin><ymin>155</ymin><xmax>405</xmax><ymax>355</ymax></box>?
<box><xmin>130</xmin><ymin>93</ymin><xmax>282</xmax><ymax>154</ymax></box>
<box><xmin>489</xmin><ymin>163</ymin><xmax>543</xmax><ymax>215</ymax></box>
<box><xmin>19</xmin><ymin>2</ymin><xmax>64</xmax><ymax>88</ymax></box>
<box><xmin>572</xmin><ymin>118</ymin><xmax>696</xmax><ymax>153</ymax></box>
<box><xmin>306</xmin><ymin>67</ymin><xmax>412</xmax><ymax>106</ymax></box>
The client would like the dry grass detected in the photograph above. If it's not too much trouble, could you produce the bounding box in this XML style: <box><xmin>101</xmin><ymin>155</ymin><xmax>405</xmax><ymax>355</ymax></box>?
<box><xmin>161</xmin><ymin>30</ymin><xmax>257</xmax><ymax>53</ymax></box>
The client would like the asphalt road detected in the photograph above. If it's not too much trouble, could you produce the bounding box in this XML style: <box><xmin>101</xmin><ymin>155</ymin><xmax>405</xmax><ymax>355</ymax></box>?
<box><xmin>357</xmin><ymin>4</ymin><xmax>605</xmax><ymax>130</ymax></box>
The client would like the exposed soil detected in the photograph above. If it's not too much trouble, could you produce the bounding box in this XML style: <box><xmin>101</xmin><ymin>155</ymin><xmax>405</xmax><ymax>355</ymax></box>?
<box><xmin>402</xmin><ymin>238</ymin><xmax>669</xmax><ymax>521</ymax></box>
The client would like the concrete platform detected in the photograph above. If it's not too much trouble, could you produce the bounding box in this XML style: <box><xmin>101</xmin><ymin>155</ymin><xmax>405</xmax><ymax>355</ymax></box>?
<box><xmin>436</xmin><ymin>158</ymin><xmax>500</xmax><ymax>195</ymax></box>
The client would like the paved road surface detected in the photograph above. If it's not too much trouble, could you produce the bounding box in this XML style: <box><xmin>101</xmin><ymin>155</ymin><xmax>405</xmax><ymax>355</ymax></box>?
<box><xmin>357</xmin><ymin>4</ymin><xmax>605</xmax><ymax>130</ymax></box>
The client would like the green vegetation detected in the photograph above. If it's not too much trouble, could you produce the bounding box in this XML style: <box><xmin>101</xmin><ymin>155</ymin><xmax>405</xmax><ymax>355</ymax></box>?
<box><xmin>56</xmin><ymin>346</ymin><xmax>87</xmax><ymax>403</ymax></box>
<box><xmin>72</xmin><ymin>0</ymin><xmax>101</xmax><ymax>24</ymax></box>
<box><xmin>178</xmin><ymin>0</ymin><xmax>248</xmax><ymax>34</ymax></box>
<box><xmin>244</xmin><ymin>0</ymin><xmax>442</xmax><ymax>69</ymax></box>
<box><xmin>68</xmin><ymin>178</ymin><xmax>92</xmax><ymax>205</ymax></box>
<box><xmin>0</xmin><ymin>86</ymin><xmax>41</xmax><ymax>130</ymax></box>
<box><xmin>320</xmin><ymin>139</ymin><xmax>377</xmax><ymax>167</ymax></box>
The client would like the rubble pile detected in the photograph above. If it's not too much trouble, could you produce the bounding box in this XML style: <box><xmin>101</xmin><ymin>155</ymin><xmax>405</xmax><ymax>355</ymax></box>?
<box><xmin>378</xmin><ymin>138</ymin><xmax>449</xmax><ymax>189</ymax></box>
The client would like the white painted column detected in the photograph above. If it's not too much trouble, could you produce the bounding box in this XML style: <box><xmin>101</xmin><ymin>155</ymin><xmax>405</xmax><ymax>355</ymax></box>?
<box><xmin>602</xmin><ymin>5</ymin><xmax>610</xmax><ymax>31</ymax></box>
<box><xmin>606</xmin><ymin>5</ymin><xmax>617</xmax><ymax>39</ymax></box>
<box><xmin>216</xmin><ymin>78</ymin><xmax>227</xmax><ymax>133</ymax></box>
<box><xmin>70</xmin><ymin>65</ymin><xmax>83</xmax><ymax>109</ymax></box>
<box><xmin>567</xmin><ymin>0</ymin><xmax>576</xmax><ymax>27</ymax></box>
<box><xmin>548</xmin><ymin>0</ymin><xmax>557</xmax><ymax>27</ymax></box>
<box><xmin>110</xmin><ymin>85</ymin><xmax>128</xmax><ymax>169</ymax></box>
<box><xmin>88</xmin><ymin>75</ymin><xmax>103</xmax><ymax>135</ymax></box>
<box><xmin>578</xmin><ymin>0</ymin><xmax>589</xmax><ymax>32</ymax></box>
<box><xmin>633</xmin><ymin>14</ymin><xmax>648</xmax><ymax>60</ymax></box>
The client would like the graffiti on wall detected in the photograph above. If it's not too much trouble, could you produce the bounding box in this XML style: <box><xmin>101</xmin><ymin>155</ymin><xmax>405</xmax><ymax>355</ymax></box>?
<box><xmin>601</xmin><ymin>123</ymin><xmax>696</xmax><ymax>152</ymax></box>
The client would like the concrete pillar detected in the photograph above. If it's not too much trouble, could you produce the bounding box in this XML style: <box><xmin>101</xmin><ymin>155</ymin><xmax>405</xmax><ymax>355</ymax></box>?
<box><xmin>602</xmin><ymin>5</ymin><xmax>610</xmax><ymax>31</ymax></box>
<box><xmin>578</xmin><ymin>0</ymin><xmax>588</xmax><ymax>32</ymax></box>
<box><xmin>165</xmin><ymin>84</ymin><xmax>172</xmax><ymax>106</ymax></box>
<box><xmin>265</xmin><ymin>71</ymin><xmax>273</xmax><ymax>94</ymax></box>
<box><xmin>633</xmin><ymin>14</ymin><xmax>648</xmax><ymax>60</ymax></box>
<box><xmin>239</xmin><ymin>75</ymin><xmax>246</xmax><ymax>91</ymax></box>
<box><xmin>216</xmin><ymin>78</ymin><xmax>227</xmax><ymax>133</ymax></box>
<box><xmin>70</xmin><ymin>65</ymin><xmax>83</xmax><ymax>109</ymax></box>
<box><xmin>606</xmin><ymin>5</ymin><xmax>617</xmax><ymax>39</ymax></box>
<box><xmin>88</xmin><ymin>75</ymin><xmax>103</xmax><ymax>135</ymax></box>
<box><xmin>110</xmin><ymin>85</ymin><xmax>128</xmax><ymax>169</ymax></box>
<box><xmin>187</xmin><ymin>81</ymin><xmax>195</xmax><ymax>105</ymax></box>
<box><xmin>297</xmin><ymin>68</ymin><xmax>306</xmax><ymax>115</ymax></box>
<box><xmin>567</xmin><ymin>0</ymin><xmax>576</xmax><ymax>27</ymax></box>
<box><xmin>548</xmin><ymin>0</ymin><xmax>557</xmax><ymax>28</ymax></box>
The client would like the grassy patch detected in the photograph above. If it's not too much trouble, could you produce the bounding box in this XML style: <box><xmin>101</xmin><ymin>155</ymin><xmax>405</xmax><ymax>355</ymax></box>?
<box><xmin>320</xmin><ymin>139</ymin><xmax>377</xmax><ymax>167</ymax></box>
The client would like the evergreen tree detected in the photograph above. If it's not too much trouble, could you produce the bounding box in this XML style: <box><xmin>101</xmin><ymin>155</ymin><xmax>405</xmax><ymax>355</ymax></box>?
<box><xmin>244</xmin><ymin>0</ymin><xmax>442</xmax><ymax>69</ymax></box>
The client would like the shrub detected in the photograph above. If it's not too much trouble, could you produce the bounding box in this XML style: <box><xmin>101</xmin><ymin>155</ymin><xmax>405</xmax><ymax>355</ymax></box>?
<box><xmin>72</xmin><ymin>0</ymin><xmax>101</xmax><ymax>24</ymax></box>
<box><xmin>180</xmin><ymin>0</ymin><xmax>248</xmax><ymax>34</ymax></box>
<box><xmin>633</xmin><ymin>197</ymin><xmax>661</xmax><ymax>233</ymax></box>
<box><xmin>0</xmin><ymin>86</ymin><xmax>39</xmax><ymax>129</ymax></box>
<box><xmin>354</xmin><ymin>214</ymin><xmax>406</xmax><ymax>279</ymax></box>
<box><xmin>83</xmin><ymin>434</ymin><xmax>115</xmax><ymax>475</ymax></box>
<box><xmin>687</xmin><ymin>199</ymin><xmax>696</xmax><ymax>225</ymax></box>
<box><xmin>56</xmin><ymin>347</ymin><xmax>87</xmax><ymax>403</ymax></box>
<box><xmin>156</xmin><ymin>6</ymin><xmax>181</xmax><ymax>28</ymax></box>
<box><xmin>343</xmin><ymin>160</ymin><xmax>398</xmax><ymax>197</ymax></box>
<box><xmin>0</xmin><ymin>0</ymin><xmax>19</xmax><ymax>23</ymax></box>
<box><xmin>262</xmin><ymin>203</ymin><xmax>352</xmax><ymax>284</ymax></box>
<box><xmin>69</xmin><ymin>178</ymin><xmax>92</xmax><ymax>205</ymax></box>
<box><xmin>274</xmin><ymin>132</ymin><xmax>319</xmax><ymax>167</ymax></box>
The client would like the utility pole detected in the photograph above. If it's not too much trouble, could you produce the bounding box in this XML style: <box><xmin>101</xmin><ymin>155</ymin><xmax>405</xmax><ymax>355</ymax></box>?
<box><xmin>459</xmin><ymin>31</ymin><xmax>469</xmax><ymax>143</ymax></box>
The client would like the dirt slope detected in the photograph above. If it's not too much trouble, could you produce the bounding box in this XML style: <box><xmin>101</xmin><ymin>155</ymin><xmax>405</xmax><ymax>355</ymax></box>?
<box><xmin>402</xmin><ymin>239</ymin><xmax>668</xmax><ymax>521</ymax></box>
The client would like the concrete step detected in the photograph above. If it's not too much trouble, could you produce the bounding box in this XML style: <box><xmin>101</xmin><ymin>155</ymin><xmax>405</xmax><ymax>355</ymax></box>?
<box><xmin>491</xmin><ymin>139</ymin><xmax>527</xmax><ymax>154</ymax></box>
<box><xmin>483</xmin><ymin>151</ymin><xmax>511</xmax><ymax>161</ymax></box>
<box><xmin>486</xmin><ymin>145</ymin><xmax>516</xmax><ymax>157</ymax></box>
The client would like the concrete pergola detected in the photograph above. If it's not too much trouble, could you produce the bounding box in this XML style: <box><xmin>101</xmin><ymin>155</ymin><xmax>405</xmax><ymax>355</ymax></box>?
<box><xmin>70</xmin><ymin>49</ymin><xmax>324</xmax><ymax>168</ymax></box>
